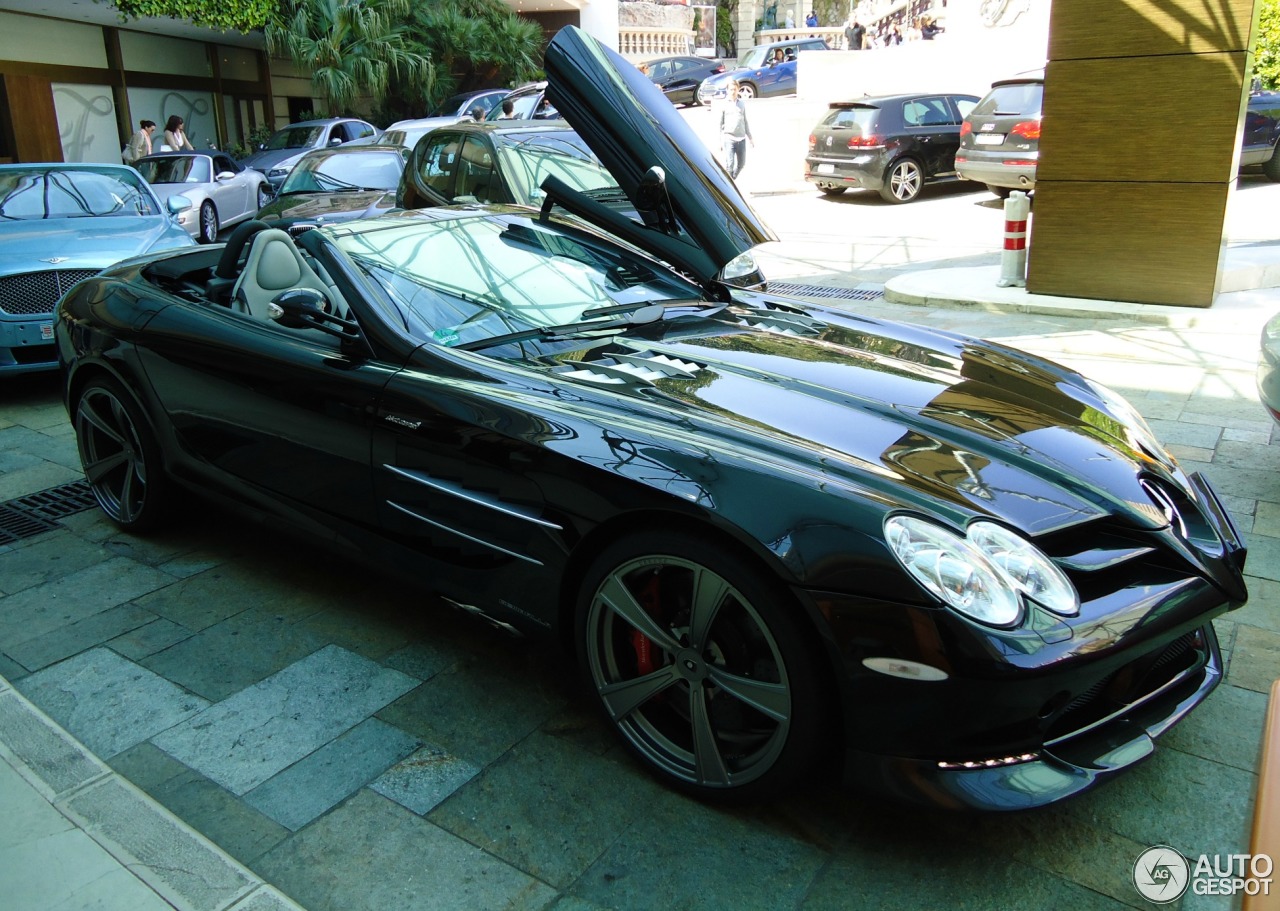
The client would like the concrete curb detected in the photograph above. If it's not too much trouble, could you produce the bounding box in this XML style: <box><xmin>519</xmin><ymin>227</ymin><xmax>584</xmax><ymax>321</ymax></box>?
<box><xmin>0</xmin><ymin>674</ymin><xmax>306</xmax><ymax>911</ymax></box>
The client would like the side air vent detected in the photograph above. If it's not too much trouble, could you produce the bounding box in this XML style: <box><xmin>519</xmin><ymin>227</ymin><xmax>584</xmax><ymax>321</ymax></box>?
<box><xmin>554</xmin><ymin>351</ymin><xmax>706</xmax><ymax>387</ymax></box>
<box><xmin>734</xmin><ymin>308</ymin><xmax>827</xmax><ymax>336</ymax></box>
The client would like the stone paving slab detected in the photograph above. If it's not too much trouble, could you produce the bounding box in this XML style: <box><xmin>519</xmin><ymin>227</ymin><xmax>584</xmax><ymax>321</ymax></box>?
<box><xmin>16</xmin><ymin>646</ymin><xmax>209</xmax><ymax>759</ymax></box>
<box><xmin>153</xmin><ymin>644</ymin><xmax>418</xmax><ymax>796</ymax></box>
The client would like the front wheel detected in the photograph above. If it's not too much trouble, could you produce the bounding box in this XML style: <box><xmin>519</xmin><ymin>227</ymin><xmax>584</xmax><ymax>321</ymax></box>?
<box><xmin>576</xmin><ymin>531</ymin><xmax>830</xmax><ymax>801</ymax></box>
<box><xmin>198</xmin><ymin>200</ymin><xmax>219</xmax><ymax>244</ymax></box>
<box><xmin>879</xmin><ymin>158</ymin><xmax>924</xmax><ymax>203</ymax></box>
<box><xmin>736</xmin><ymin>83</ymin><xmax>757</xmax><ymax>100</ymax></box>
<box><xmin>74</xmin><ymin>376</ymin><xmax>172</xmax><ymax>532</ymax></box>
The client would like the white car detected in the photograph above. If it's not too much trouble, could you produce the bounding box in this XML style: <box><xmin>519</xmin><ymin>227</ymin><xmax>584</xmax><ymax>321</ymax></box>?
<box><xmin>133</xmin><ymin>151</ymin><xmax>271</xmax><ymax>243</ymax></box>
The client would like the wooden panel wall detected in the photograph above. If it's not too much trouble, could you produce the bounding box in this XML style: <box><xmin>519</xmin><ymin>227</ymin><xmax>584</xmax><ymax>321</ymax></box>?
<box><xmin>1026</xmin><ymin>0</ymin><xmax>1260</xmax><ymax>307</ymax></box>
<box><xmin>0</xmin><ymin>74</ymin><xmax>63</xmax><ymax>162</ymax></box>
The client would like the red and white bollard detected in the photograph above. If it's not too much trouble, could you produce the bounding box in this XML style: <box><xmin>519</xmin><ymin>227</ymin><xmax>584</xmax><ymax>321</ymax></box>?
<box><xmin>997</xmin><ymin>191</ymin><xmax>1031</xmax><ymax>288</ymax></box>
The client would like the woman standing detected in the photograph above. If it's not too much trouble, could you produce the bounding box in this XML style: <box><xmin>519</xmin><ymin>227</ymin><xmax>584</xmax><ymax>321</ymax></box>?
<box><xmin>163</xmin><ymin>115</ymin><xmax>195</xmax><ymax>152</ymax></box>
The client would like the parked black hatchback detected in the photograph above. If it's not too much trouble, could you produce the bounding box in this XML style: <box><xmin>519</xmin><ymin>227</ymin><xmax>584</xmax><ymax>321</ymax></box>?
<box><xmin>805</xmin><ymin>93</ymin><xmax>979</xmax><ymax>203</ymax></box>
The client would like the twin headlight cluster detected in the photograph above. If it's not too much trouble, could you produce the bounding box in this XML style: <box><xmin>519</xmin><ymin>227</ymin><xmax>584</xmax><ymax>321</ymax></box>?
<box><xmin>885</xmin><ymin>516</ymin><xmax>1078</xmax><ymax>628</ymax></box>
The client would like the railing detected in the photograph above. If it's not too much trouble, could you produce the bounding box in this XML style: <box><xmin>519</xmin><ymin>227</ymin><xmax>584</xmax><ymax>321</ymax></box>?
<box><xmin>754</xmin><ymin>26</ymin><xmax>844</xmax><ymax>48</ymax></box>
<box><xmin>618</xmin><ymin>27</ymin><xmax>697</xmax><ymax>61</ymax></box>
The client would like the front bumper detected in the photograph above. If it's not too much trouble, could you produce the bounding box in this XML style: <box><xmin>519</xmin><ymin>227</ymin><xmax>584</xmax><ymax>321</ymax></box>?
<box><xmin>844</xmin><ymin>623</ymin><xmax>1224</xmax><ymax>810</ymax></box>
<box><xmin>0</xmin><ymin>315</ymin><xmax>58</xmax><ymax>374</ymax></box>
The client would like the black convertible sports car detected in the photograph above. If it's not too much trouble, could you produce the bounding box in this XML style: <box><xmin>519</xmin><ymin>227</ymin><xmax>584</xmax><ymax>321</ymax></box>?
<box><xmin>56</xmin><ymin>27</ymin><xmax>1248</xmax><ymax>810</ymax></box>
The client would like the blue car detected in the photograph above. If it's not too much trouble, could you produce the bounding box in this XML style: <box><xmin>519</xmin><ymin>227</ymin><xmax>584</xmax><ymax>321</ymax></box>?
<box><xmin>0</xmin><ymin>163</ymin><xmax>194</xmax><ymax>375</ymax></box>
<box><xmin>697</xmin><ymin>37</ymin><xmax>831</xmax><ymax>102</ymax></box>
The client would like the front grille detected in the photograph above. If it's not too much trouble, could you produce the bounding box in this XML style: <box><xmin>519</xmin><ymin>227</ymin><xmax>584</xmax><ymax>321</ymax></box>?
<box><xmin>0</xmin><ymin>269</ymin><xmax>99</xmax><ymax>316</ymax></box>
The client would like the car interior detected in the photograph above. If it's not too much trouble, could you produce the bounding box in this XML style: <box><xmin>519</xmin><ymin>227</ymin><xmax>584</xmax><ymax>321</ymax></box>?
<box><xmin>142</xmin><ymin>220</ymin><xmax>353</xmax><ymax>337</ymax></box>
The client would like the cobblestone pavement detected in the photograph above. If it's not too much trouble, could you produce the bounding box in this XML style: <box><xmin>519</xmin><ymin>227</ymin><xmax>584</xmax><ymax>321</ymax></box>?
<box><xmin>2</xmin><ymin>182</ymin><xmax>1278</xmax><ymax>910</ymax></box>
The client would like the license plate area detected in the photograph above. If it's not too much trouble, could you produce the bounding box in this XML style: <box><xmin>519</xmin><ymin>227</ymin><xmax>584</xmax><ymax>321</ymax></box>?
<box><xmin>817</xmin><ymin>163</ymin><xmax>835</xmax><ymax>175</ymax></box>
<box><xmin>975</xmin><ymin>133</ymin><xmax>1005</xmax><ymax>145</ymax></box>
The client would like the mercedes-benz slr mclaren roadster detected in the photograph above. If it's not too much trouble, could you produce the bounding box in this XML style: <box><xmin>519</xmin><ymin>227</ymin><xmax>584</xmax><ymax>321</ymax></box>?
<box><xmin>56</xmin><ymin>27</ymin><xmax>1248</xmax><ymax>810</ymax></box>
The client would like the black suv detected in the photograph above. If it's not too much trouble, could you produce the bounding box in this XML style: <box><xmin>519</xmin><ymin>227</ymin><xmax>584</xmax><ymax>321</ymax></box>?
<box><xmin>804</xmin><ymin>93</ymin><xmax>980</xmax><ymax>203</ymax></box>
<box><xmin>958</xmin><ymin>73</ymin><xmax>1280</xmax><ymax>197</ymax></box>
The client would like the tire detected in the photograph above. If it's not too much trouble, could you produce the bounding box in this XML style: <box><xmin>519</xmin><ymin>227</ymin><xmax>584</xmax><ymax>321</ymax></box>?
<box><xmin>879</xmin><ymin>158</ymin><xmax>924</xmax><ymax>203</ymax></box>
<box><xmin>256</xmin><ymin>183</ymin><xmax>272</xmax><ymax>209</ymax></box>
<box><xmin>737</xmin><ymin>83</ymin><xmax>757</xmax><ymax>100</ymax></box>
<box><xmin>986</xmin><ymin>184</ymin><xmax>1014</xmax><ymax>199</ymax></box>
<box><xmin>576</xmin><ymin>530</ymin><xmax>830</xmax><ymax>801</ymax></box>
<box><xmin>1264</xmin><ymin>144</ymin><xmax>1280</xmax><ymax>182</ymax></box>
<box><xmin>74</xmin><ymin>376</ymin><xmax>172</xmax><ymax>532</ymax></box>
<box><xmin>819</xmin><ymin>186</ymin><xmax>847</xmax><ymax>196</ymax></box>
<box><xmin>198</xmin><ymin>200</ymin><xmax>219</xmax><ymax>244</ymax></box>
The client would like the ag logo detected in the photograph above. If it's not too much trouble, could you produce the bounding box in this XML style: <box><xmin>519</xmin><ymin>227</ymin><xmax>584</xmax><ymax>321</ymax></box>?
<box><xmin>1133</xmin><ymin>845</ymin><xmax>1190</xmax><ymax>903</ymax></box>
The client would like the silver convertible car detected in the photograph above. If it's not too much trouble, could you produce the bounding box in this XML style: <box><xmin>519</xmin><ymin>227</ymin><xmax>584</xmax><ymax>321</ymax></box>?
<box><xmin>134</xmin><ymin>151</ymin><xmax>272</xmax><ymax>244</ymax></box>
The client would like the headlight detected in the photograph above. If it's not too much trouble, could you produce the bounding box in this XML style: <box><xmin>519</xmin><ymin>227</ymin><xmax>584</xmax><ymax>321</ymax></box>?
<box><xmin>967</xmin><ymin>520</ymin><xmax>1078</xmax><ymax>616</ymax></box>
<box><xmin>884</xmin><ymin>516</ymin><xmax>1021</xmax><ymax>627</ymax></box>
<box><xmin>885</xmin><ymin>516</ymin><xmax>1079</xmax><ymax>627</ymax></box>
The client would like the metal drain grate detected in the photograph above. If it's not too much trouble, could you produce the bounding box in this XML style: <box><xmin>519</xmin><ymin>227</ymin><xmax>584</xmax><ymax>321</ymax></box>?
<box><xmin>0</xmin><ymin>480</ymin><xmax>96</xmax><ymax>545</ymax></box>
<box><xmin>768</xmin><ymin>282</ymin><xmax>886</xmax><ymax>301</ymax></box>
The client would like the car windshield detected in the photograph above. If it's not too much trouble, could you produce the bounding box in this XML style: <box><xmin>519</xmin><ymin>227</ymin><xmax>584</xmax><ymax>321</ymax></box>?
<box><xmin>135</xmin><ymin>156</ymin><xmax>211</xmax><ymax>185</ymax></box>
<box><xmin>495</xmin><ymin>131</ymin><xmax>619</xmax><ymax>204</ymax></box>
<box><xmin>334</xmin><ymin>214</ymin><xmax>698</xmax><ymax>348</ymax></box>
<box><xmin>280</xmin><ymin>150</ymin><xmax>404</xmax><ymax>194</ymax></box>
<box><xmin>976</xmin><ymin>83</ymin><xmax>1043</xmax><ymax>117</ymax></box>
<box><xmin>266</xmin><ymin>126</ymin><xmax>323</xmax><ymax>151</ymax></box>
<box><xmin>0</xmin><ymin>167</ymin><xmax>160</xmax><ymax>219</ymax></box>
<box><xmin>739</xmin><ymin>47</ymin><xmax>768</xmax><ymax>68</ymax></box>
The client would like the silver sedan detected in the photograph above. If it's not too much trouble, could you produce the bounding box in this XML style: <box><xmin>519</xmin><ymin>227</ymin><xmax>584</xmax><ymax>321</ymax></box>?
<box><xmin>134</xmin><ymin>151</ymin><xmax>271</xmax><ymax>243</ymax></box>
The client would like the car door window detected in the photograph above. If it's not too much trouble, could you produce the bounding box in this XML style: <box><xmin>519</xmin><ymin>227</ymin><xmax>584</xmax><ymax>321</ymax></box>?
<box><xmin>416</xmin><ymin>133</ymin><xmax>458</xmax><ymax>196</ymax></box>
<box><xmin>455</xmin><ymin>136</ymin><xmax>497</xmax><ymax>203</ymax></box>
<box><xmin>187</xmin><ymin>157</ymin><xmax>211</xmax><ymax>183</ymax></box>
<box><xmin>213</xmin><ymin>154</ymin><xmax>238</xmax><ymax>176</ymax></box>
<box><xmin>905</xmin><ymin>97</ymin><xmax>954</xmax><ymax>127</ymax></box>
<box><xmin>953</xmin><ymin>97</ymin><xmax>977</xmax><ymax>120</ymax></box>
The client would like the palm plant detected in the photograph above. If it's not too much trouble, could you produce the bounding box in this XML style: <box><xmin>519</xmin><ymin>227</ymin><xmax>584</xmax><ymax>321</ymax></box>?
<box><xmin>266</xmin><ymin>0</ymin><xmax>432</xmax><ymax>116</ymax></box>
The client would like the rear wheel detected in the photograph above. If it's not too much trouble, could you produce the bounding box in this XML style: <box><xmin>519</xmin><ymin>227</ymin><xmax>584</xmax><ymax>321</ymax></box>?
<box><xmin>1264</xmin><ymin>143</ymin><xmax>1280</xmax><ymax>182</ymax></box>
<box><xmin>74</xmin><ymin>377</ymin><xmax>172</xmax><ymax>532</ymax></box>
<box><xmin>879</xmin><ymin>158</ymin><xmax>924</xmax><ymax>203</ymax></box>
<box><xmin>576</xmin><ymin>531</ymin><xmax>830</xmax><ymax>801</ymax></box>
<box><xmin>198</xmin><ymin>201</ymin><xmax>219</xmax><ymax>244</ymax></box>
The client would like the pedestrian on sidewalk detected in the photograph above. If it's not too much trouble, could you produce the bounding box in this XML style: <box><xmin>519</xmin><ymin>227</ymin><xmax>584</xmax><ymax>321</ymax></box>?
<box><xmin>122</xmin><ymin>120</ymin><xmax>156</xmax><ymax>164</ymax></box>
<box><xmin>718</xmin><ymin>81</ymin><xmax>753</xmax><ymax>179</ymax></box>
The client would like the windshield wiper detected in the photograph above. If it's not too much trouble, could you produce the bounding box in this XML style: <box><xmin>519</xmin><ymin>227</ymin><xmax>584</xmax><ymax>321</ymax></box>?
<box><xmin>579</xmin><ymin>299</ymin><xmax>724</xmax><ymax>320</ymax></box>
<box><xmin>452</xmin><ymin>303</ymin><xmax>668</xmax><ymax>352</ymax></box>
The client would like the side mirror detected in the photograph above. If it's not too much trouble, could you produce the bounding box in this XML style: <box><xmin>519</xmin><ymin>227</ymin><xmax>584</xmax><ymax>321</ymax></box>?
<box><xmin>635</xmin><ymin>165</ymin><xmax>675</xmax><ymax>234</ymax></box>
<box><xmin>268</xmin><ymin>287</ymin><xmax>360</xmax><ymax>341</ymax></box>
<box><xmin>329</xmin><ymin>136</ymin><xmax>344</xmax><ymax>146</ymax></box>
<box><xmin>258</xmin><ymin>142</ymin><xmax>267</xmax><ymax>151</ymax></box>
<box><xmin>215</xmin><ymin>171</ymin><xmax>235</xmax><ymax>182</ymax></box>
<box><xmin>167</xmin><ymin>194</ymin><xmax>193</xmax><ymax>214</ymax></box>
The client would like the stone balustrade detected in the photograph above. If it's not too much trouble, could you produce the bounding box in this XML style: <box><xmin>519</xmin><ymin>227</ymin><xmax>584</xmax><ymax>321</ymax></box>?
<box><xmin>754</xmin><ymin>26</ymin><xmax>844</xmax><ymax>48</ymax></box>
<box><xmin>618</xmin><ymin>26</ymin><xmax>698</xmax><ymax>61</ymax></box>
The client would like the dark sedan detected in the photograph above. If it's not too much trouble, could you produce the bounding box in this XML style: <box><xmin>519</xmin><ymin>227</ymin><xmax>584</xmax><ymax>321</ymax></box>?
<box><xmin>57</xmin><ymin>27</ymin><xmax>1247</xmax><ymax>810</ymax></box>
<box><xmin>643</xmin><ymin>55</ymin><xmax>726</xmax><ymax>106</ymax></box>
<box><xmin>805</xmin><ymin>93</ymin><xmax>980</xmax><ymax>203</ymax></box>
<box><xmin>255</xmin><ymin>144</ymin><xmax>407</xmax><ymax>235</ymax></box>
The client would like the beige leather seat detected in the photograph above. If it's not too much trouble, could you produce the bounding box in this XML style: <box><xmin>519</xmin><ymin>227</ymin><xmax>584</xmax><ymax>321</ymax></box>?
<box><xmin>231</xmin><ymin>228</ymin><xmax>333</xmax><ymax>321</ymax></box>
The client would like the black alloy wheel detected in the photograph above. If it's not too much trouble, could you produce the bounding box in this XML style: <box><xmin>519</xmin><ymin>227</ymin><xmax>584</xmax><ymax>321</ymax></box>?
<box><xmin>75</xmin><ymin>377</ymin><xmax>171</xmax><ymax>531</ymax></box>
<box><xmin>880</xmin><ymin>158</ymin><xmax>924</xmax><ymax>203</ymax></box>
<box><xmin>198</xmin><ymin>200</ymin><xmax>219</xmax><ymax>244</ymax></box>
<box><xmin>577</xmin><ymin>531</ymin><xmax>829</xmax><ymax>801</ymax></box>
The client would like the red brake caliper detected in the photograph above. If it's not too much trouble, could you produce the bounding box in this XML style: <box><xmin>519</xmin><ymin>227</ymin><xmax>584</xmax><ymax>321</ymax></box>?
<box><xmin>629</xmin><ymin>573</ymin><xmax>662</xmax><ymax>674</ymax></box>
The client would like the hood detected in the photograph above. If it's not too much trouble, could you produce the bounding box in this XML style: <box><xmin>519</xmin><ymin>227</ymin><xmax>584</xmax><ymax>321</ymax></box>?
<box><xmin>257</xmin><ymin>190</ymin><xmax>394</xmax><ymax>225</ymax></box>
<box><xmin>538</xmin><ymin>307</ymin><xmax>1187</xmax><ymax>538</ymax></box>
<box><xmin>543</xmin><ymin>26</ymin><xmax>775</xmax><ymax>289</ymax></box>
<box><xmin>0</xmin><ymin>216</ymin><xmax>192</xmax><ymax>274</ymax></box>
<box><xmin>240</xmin><ymin>148</ymin><xmax>304</xmax><ymax>173</ymax></box>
